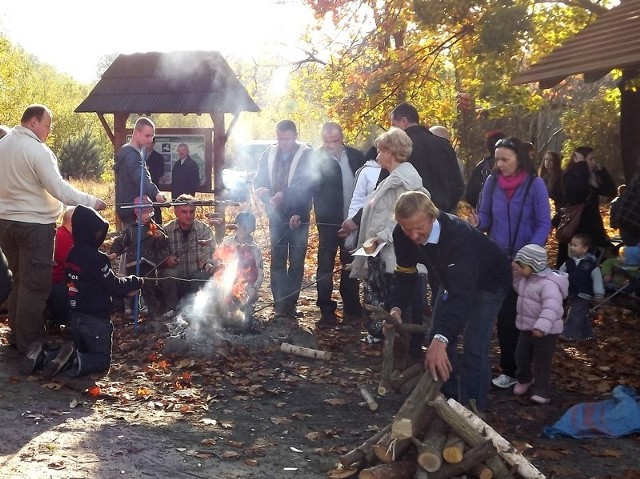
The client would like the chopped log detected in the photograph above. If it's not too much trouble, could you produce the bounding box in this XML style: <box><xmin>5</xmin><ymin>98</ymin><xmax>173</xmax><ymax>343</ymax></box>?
<box><xmin>378</xmin><ymin>326</ymin><xmax>395</xmax><ymax>396</ymax></box>
<box><xmin>280</xmin><ymin>342</ymin><xmax>331</xmax><ymax>360</ymax></box>
<box><xmin>390</xmin><ymin>363</ymin><xmax>424</xmax><ymax>390</ymax></box>
<box><xmin>359</xmin><ymin>385</ymin><xmax>379</xmax><ymax>411</ymax></box>
<box><xmin>446</xmin><ymin>398</ymin><xmax>547</xmax><ymax>479</ymax></box>
<box><xmin>427</xmin><ymin>440</ymin><xmax>495</xmax><ymax>479</ymax></box>
<box><xmin>358</xmin><ymin>459</ymin><xmax>417</xmax><ymax>479</ymax></box>
<box><xmin>374</xmin><ymin>409</ymin><xmax>435</xmax><ymax>463</ymax></box>
<box><xmin>391</xmin><ymin>372</ymin><xmax>442</xmax><ymax>440</ymax></box>
<box><xmin>414</xmin><ymin>417</ymin><xmax>448</xmax><ymax>472</ymax></box>
<box><xmin>340</xmin><ymin>425</ymin><xmax>390</xmax><ymax>468</ymax></box>
<box><xmin>470</xmin><ymin>463</ymin><xmax>494</xmax><ymax>479</ymax></box>
<box><xmin>442</xmin><ymin>431</ymin><xmax>465</xmax><ymax>464</ymax></box>
<box><xmin>399</xmin><ymin>374</ymin><xmax>421</xmax><ymax>395</ymax></box>
<box><xmin>430</xmin><ymin>396</ymin><xmax>509</xmax><ymax>478</ymax></box>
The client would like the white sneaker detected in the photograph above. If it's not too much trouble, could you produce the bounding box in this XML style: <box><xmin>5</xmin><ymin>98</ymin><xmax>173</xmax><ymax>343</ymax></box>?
<box><xmin>492</xmin><ymin>374</ymin><xmax>517</xmax><ymax>389</ymax></box>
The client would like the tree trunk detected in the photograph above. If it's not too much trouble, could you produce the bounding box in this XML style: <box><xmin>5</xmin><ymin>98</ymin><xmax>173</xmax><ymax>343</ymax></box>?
<box><xmin>620</xmin><ymin>68</ymin><xmax>640</xmax><ymax>182</ymax></box>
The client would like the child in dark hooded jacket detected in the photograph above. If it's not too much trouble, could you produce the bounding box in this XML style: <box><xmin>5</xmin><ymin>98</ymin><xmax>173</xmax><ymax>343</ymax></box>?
<box><xmin>24</xmin><ymin>206</ymin><xmax>143</xmax><ymax>378</ymax></box>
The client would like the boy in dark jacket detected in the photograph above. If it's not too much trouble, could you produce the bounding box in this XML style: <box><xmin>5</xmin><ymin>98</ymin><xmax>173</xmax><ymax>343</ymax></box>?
<box><xmin>23</xmin><ymin>206</ymin><xmax>143</xmax><ymax>377</ymax></box>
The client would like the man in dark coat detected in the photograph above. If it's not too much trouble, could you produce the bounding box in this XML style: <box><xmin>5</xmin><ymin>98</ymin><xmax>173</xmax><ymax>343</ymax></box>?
<box><xmin>388</xmin><ymin>191</ymin><xmax>511</xmax><ymax>411</ymax></box>
<box><xmin>465</xmin><ymin>130</ymin><xmax>505</xmax><ymax>209</ymax></box>
<box><xmin>171</xmin><ymin>143</ymin><xmax>200</xmax><ymax>199</ymax></box>
<box><xmin>387</xmin><ymin>102</ymin><xmax>464</xmax><ymax>214</ymax></box>
<box><xmin>311</xmin><ymin>122</ymin><xmax>365</xmax><ymax>323</ymax></box>
<box><xmin>146</xmin><ymin>138</ymin><xmax>166</xmax><ymax>223</ymax></box>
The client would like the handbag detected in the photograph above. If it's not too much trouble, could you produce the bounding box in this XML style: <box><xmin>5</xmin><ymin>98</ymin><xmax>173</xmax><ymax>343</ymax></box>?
<box><xmin>555</xmin><ymin>204</ymin><xmax>585</xmax><ymax>243</ymax></box>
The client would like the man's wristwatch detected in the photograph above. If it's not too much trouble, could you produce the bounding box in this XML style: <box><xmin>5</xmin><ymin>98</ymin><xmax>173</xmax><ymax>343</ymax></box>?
<box><xmin>433</xmin><ymin>334</ymin><xmax>449</xmax><ymax>345</ymax></box>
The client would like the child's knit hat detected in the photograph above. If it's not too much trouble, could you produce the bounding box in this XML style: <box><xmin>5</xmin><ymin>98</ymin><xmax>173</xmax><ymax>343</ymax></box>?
<box><xmin>514</xmin><ymin>244</ymin><xmax>547</xmax><ymax>273</ymax></box>
<box><xmin>622</xmin><ymin>245</ymin><xmax>640</xmax><ymax>266</ymax></box>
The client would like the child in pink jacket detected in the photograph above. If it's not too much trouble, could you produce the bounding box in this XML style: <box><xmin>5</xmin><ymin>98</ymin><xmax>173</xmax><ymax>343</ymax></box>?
<box><xmin>512</xmin><ymin>244</ymin><xmax>569</xmax><ymax>404</ymax></box>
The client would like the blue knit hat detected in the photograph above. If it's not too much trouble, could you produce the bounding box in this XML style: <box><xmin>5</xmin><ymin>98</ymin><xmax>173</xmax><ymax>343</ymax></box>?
<box><xmin>514</xmin><ymin>244</ymin><xmax>547</xmax><ymax>273</ymax></box>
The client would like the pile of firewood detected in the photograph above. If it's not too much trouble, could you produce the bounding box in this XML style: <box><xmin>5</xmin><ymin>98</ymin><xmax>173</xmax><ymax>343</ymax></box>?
<box><xmin>333</xmin><ymin>372</ymin><xmax>547</xmax><ymax>479</ymax></box>
<box><xmin>330</xmin><ymin>305</ymin><xmax>547</xmax><ymax>479</ymax></box>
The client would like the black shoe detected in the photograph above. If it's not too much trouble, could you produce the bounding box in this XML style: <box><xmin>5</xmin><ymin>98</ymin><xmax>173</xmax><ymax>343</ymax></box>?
<box><xmin>43</xmin><ymin>343</ymin><xmax>76</xmax><ymax>378</ymax></box>
<box><xmin>21</xmin><ymin>341</ymin><xmax>46</xmax><ymax>375</ymax></box>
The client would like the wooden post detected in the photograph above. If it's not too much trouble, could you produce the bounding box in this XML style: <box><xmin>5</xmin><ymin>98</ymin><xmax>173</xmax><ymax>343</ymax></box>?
<box><xmin>378</xmin><ymin>327</ymin><xmax>395</xmax><ymax>396</ymax></box>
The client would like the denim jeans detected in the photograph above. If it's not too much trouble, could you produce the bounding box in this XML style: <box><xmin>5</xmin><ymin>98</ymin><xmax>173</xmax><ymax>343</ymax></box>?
<box><xmin>68</xmin><ymin>312</ymin><xmax>114</xmax><ymax>375</ymax></box>
<box><xmin>269</xmin><ymin>219</ymin><xmax>309</xmax><ymax>315</ymax></box>
<box><xmin>496</xmin><ymin>287</ymin><xmax>519</xmax><ymax>378</ymax></box>
<box><xmin>564</xmin><ymin>295</ymin><xmax>593</xmax><ymax>339</ymax></box>
<box><xmin>438</xmin><ymin>287</ymin><xmax>507</xmax><ymax>411</ymax></box>
<box><xmin>316</xmin><ymin>224</ymin><xmax>361</xmax><ymax>315</ymax></box>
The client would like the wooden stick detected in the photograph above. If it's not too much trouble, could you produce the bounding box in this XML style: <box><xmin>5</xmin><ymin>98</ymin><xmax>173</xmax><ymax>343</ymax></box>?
<box><xmin>427</xmin><ymin>441</ymin><xmax>495</xmax><ymax>479</ymax></box>
<box><xmin>358</xmin><ymin>458</ymin><xmax>416</xmax><ymax>479</ymax></box>
<box><xmin>414</xmin><ymin>417</ymin><xmax>448</xmax><ymax>472</ymax></box>
<box><xmin>340</xmin><ymin>425</ymin><xmax>390</xmax><ymax>468</ymax></box>
<box><xmin>359</xmin><ymin>385</ymin><xmax>379</xmax><ymax>411</ymax></box>
<box><xmin>378</xmin><ymin>327</ymin><xmax>395</xmax><ymax>396</ymax></box>
<box><xmin>442</xmin><ymin>431</ymin><xmax>465</xmax><ymax>464</ymax></box>
<box><xmin>280</xmin><ymin>342</ymin><xmax>331</xmax><ymax>361</ymax></box>
<box><xmin>446</xmin><ymin>398</ymin><xmax>547</xmax><ymax>479</ymax></box>
<box><xmin>391</xmin><ymin>372</ymin><xmax>441</xmax><ymax>439</ymax></box>
<box><xmin>390</xmin><ymin>363</ymin><xmax>424</xmax><ymax>390</ymax></box>
<box><xmin>430</xmin><ymin>396</ymin><xmax>509</xmax><ymax>478</ymax></box>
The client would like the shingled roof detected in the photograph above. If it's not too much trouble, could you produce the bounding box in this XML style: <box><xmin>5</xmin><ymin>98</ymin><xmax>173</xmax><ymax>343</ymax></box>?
<box><xmin>514</xmin><ymin>0</ymin><xmax>640</xmax><ymax>88</ymax></box>
<box><xmin>75</xmin><ymin>51</ymin><xmax>260</xmax><ymax>114</ymax></box>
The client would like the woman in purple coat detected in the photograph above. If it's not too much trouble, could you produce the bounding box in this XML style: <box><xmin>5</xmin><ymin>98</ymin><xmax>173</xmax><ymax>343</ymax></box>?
<box><xmin>468</xmin><ymin>136</ymin><xmax>552</xmax><ymax>390</ymax></box>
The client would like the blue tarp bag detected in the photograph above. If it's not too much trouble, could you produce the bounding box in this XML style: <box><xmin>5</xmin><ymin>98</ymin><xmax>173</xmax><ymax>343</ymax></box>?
<box><xmin>543</xmin><ymin>386</ymin><xmax>640</xmax><ymax>438</ymax></box>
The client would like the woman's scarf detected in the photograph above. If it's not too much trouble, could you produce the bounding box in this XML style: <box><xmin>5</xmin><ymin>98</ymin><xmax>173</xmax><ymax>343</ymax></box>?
<box><xmin>498</xmin><ymin>170</ymin><xmax>528</xmax><ymax>200</ymax></box>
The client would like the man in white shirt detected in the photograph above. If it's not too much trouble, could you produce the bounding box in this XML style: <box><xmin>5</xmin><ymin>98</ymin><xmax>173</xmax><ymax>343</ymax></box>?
<box><xmin>0</xmin><ymin>104</ymin><xmax>106</xmax><ymax>355</ymax></box>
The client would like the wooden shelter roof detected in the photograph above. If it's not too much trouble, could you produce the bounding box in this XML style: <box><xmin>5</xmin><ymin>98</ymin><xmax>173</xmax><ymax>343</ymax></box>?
<box><xmin>75</xmin><ymin>51</ymin><xmax>260</xmax><ymax>114</ymax></box>
<box><xmin>513</xmin><ymin>0</ymin><xmax>640</xmax><ymax>88</ymax></box>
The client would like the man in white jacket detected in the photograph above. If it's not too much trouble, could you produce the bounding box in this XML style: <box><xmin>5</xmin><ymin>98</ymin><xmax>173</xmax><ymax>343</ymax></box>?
<box><xmin>0</xmin><ymin>104</ymin><xmax>106</xmax><ymax>356</ymax></box>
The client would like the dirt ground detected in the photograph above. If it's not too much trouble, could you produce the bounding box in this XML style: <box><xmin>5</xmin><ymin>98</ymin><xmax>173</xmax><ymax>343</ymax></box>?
<box><xmin>2</xmin><ymin>285</ymin><xmax>640</xmax><ymax>479</ymax></box>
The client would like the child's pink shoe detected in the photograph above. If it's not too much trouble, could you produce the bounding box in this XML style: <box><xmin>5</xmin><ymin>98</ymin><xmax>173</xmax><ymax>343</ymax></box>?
<box><xmin>513</xmin><ymin>379</ymin><xmax>535</xmax><ymax>396</ymax></box>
